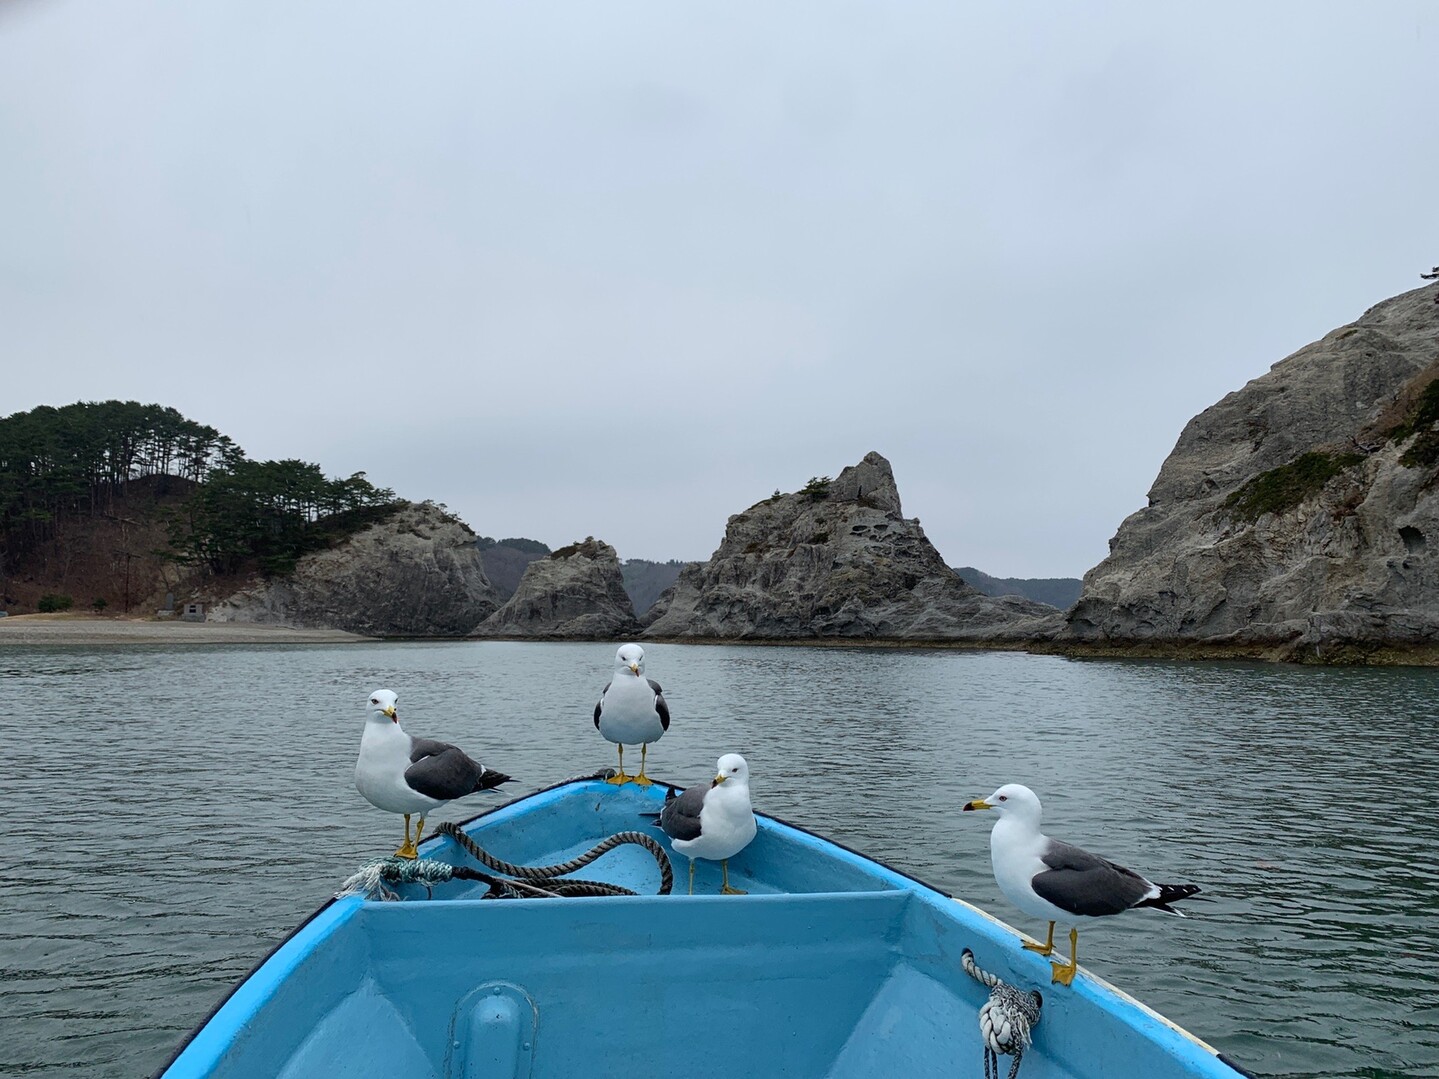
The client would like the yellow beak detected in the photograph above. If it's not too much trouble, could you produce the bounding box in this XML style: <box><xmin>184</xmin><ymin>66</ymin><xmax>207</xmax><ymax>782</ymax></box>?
<box><xmin>962</xmin><ymin>799</ymin><xmax>993</xmax><ymax>812</ymax></box>
<box><xmin>383</xmin><ymin>706</ymin><xmax>397</xmax><ymax>719</ymax></box>
<box><xmin>629</xmin><ymin>663</ymin><xmax>640</xmax><ymax>674</ymax></box>
<box><xmin>713</xmin><ymin>774</ymin><xmax>727</xmax><ymax>785</ymax></box>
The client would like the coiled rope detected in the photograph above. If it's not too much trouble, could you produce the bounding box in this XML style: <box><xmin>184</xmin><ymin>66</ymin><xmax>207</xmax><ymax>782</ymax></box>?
<box><xmin>961</xmin><ymin>948</ymin><xmax>1042</xmax><ymax>1079</ymax></box>
<box><xmin>337</xmin><ymin>820</ymin><xmax>673</xmax><ymax>901</ymax></box>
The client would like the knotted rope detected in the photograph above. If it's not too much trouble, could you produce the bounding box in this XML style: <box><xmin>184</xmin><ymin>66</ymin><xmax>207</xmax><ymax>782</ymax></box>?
<box><xmin>338</xmin><ymin>820</ymin><xmax>673</xmax><ymax>901</ymax></box>
<box><xmin>961</xmin><ymin>949</ymin><xmax>1042</xmax><ymax>1079</ymax></box>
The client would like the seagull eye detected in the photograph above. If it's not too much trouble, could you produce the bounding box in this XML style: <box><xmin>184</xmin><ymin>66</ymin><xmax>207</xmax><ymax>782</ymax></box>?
<box><xmin>370</xmin><ymin>698</ymin><xmax>378</xmax><ymax>704</ymax></box>
<box><xmin>998</xmin><ymin>795</ymin><xmax>1007</xmax><ymax>802</ymax></box>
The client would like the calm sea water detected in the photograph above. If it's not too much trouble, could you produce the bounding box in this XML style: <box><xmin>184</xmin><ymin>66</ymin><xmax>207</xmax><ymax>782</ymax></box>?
<box><xmin>1</xmin><ymin>642</ymin><xmax>1436</xmax><ymax>1078</ymax></box>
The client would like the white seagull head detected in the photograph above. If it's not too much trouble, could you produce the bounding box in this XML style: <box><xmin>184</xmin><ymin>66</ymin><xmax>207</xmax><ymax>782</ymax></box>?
<box><xmin>963</xmin><ymin>782</ymin><xmax>1042</xmax><ymax>824</ymax></box>
<box><xmin>712</xmin><ymin>753</ymin><xmax>750</xmax><ymax>787</ymax></box>
<box><xmin>614</xmin><ymin>643</ymin><xmax>645</xmax><ymax>676</ymax></box>
<box><xmin>367</xmin><ymin>688</ymin><xmax>399</xmax><ymax>724</ymax></box>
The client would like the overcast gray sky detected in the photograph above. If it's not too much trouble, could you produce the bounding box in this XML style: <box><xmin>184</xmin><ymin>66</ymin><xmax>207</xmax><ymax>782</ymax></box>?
<box><xmin>3</xmin><ymin>2</ymin><xmax>1435</xmax><ymax>577</ymax></box>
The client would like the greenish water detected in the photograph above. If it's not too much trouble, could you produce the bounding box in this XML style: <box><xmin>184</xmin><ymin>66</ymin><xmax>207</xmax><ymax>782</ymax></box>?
<box><xmin>1</xmin><ymin>642</ymin><xmax>1435</xmax><ymax>1077</ymax></box>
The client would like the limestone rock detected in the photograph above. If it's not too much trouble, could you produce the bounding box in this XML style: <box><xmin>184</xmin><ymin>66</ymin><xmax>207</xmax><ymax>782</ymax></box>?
<box><xmin>644</xmin><ymin>451</ymin><xmax>1063</xmax><ymax>640</ymax></box>
<box><xmin>206</xmin><ymin>502</ymin><xmax>500</xmax><ymax>636</ymax></box>
<box><xmin>1065</xmin><ymin>283</ymin><xmax>1439</xmax><ymax>654</ymax></box>
<box><xmin>471</xmin><ymin>537</ymin><xmax>640</xmax><ymax>639</ymax></box>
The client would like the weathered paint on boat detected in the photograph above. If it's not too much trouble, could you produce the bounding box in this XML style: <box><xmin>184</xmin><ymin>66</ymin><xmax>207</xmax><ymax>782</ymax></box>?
<box><xmin>155</xmin><ymin>778</ymin><xmax>1249</xmax><ymax>1078</ymax></box>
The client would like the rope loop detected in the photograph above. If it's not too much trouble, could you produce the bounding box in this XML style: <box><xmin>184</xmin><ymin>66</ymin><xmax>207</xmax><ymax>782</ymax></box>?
<box><xmin>338</xmin><ymin>821</ymin><xmax>673</xmax><ymax>901</ymax></box>
<box><xmin>961</xmin><ymin>949</ymin><xmax>1041</xmax><ymax>1079</ymax></box>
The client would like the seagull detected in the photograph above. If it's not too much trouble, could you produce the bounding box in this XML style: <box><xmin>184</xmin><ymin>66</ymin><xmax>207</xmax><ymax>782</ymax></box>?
<box><xmin>354</xmin><ymin>689</ymin><xmax>512</xmax><ymax>859</ymax></box>
<box><xmin>657</xmin><ymin>753</ymin><xmax>757</xmax><ymax>895</ymax></box>
<box><xmin>593</xmin><ymin>643</ymin><xmax>670</xmax><ymax>786</ymax></box>
<box><xmin>963</xmin><ymin>783</ymin><xmax>1200</xmax><ymax>985</ymax></box>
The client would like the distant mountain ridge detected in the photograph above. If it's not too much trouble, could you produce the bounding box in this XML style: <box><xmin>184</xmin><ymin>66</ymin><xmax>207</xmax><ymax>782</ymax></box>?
<box><xmin>953</xmin><ymin>567</ymin><xmax>1080</xmax><ymax>610</ymax></box>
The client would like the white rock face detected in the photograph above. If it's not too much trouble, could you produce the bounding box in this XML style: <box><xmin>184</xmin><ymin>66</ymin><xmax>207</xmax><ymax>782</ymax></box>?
<box><xmin>644</xmin><ymin>451</ymin><xmax>1063</xmax><ymax>641</ymax></box>
<box><xmin>1065</xmin><ymin>284</ymin><xmax>1439</xmax><ymax>654</ymax></box>
<box><xmin>206</xmin><ymin>502</ymin><xmax>500</xmax><ymax>636</ymax></box>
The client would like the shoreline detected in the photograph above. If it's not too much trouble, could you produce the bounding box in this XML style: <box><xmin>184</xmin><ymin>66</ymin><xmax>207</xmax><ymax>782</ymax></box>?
<box><xmin>5</xmin><ymin>615</ymin><xmax>1436</xmax><ymax>665</ymax></box>
<box><xmin>0</xmin><ymin>613</ymin><xmax>373</xmax><ymax>645</ymax></box>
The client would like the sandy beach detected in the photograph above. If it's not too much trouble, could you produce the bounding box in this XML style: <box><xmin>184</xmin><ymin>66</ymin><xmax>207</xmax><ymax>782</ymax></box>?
<box><xmin>0</xmin><ymin>613</ymin><xmax>372</xmax><ymax>645</ymax></box>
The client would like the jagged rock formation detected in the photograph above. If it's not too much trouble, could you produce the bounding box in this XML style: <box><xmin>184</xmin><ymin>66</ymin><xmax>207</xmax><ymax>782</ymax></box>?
<box><xmin>644</xmin><ymin>452</ymin><xmax>1063</xmax><ymax>641</ymax></box>
<box><xmin>470</xmin><ymin>537</ymin><xmax>641</xmax><ymax>639</ymax></box>
<box><xmin>205</xmin><ymin>502</ymin><xmax>500</xmax><ymax>636</ymax></box>
<box><xmin>1065</xmin><ymin>283</ymin><xmax>1439</xmax><ymax>658</ymax></box>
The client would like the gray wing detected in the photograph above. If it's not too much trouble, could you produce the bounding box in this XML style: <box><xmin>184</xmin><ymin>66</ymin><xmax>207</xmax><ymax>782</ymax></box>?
<box><xmin>404</xmin><ymin>736</ymin><xmax>490</xmax><ymax>801</ymax></box>
<box><xmin>648</xmin><ymin>678</ymin><xmax>671</xmax><ymax>732</ymax></box>
<box><xmin>593</xmin><ymin>681</ymin><xmax>610</xmax><ymax>729</ymax></box>
<box><xmin>1029</xmin><ymin>839</ymin><xmax>1154</xmax><ymax>917</ymax></box>
<box><xmin>658</xmin><ymin>783</ymin><xmax>706</xmax><ymax>842</ymax></box>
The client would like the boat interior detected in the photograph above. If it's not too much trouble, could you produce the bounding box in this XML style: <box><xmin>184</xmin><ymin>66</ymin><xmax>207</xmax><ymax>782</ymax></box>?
<box><xmin>175</xmin><ymin>780</ymin><xmax>1223</xmax><ymax>1079</ymax></box>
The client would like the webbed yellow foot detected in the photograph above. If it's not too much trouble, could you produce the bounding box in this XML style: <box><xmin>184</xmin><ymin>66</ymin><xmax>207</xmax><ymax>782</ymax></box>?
<box><xmin>606</xmin><ymin>748</ymin><xmax>632</xmax><ymax>784</ymax></box>
<box><xmin>394</xmin><ymin>814</ymin><xmax>419</xmax><ymax>859</ymax></box>
<box><xmin>1023</xmin><ymin>921</ymin><xmax>1056</xmax><ymax>956</ymax></box>
<box><xmin>719</xmin><ymin>861</ymin><xmax>746</xmax><ymax>895</ymax></box>
<box><xmin>634</xmin><ymin>745</ymin><xmax>655</xmax><ymax>787</ymax></box>
<box><xmin>1050</xmin><ymin>928</ymin><xmax>1079</xmax><ymax>986</ymax></box>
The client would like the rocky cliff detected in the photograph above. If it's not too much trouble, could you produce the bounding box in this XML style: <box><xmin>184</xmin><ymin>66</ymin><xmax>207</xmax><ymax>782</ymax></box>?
<box><xmin>1065</xmin><ymin>283</ymin><xmax>1439</xmax><ymax>658</ymax></box>
<box><xmin>644</xmin><ymin>452</ymin><xmax>1063</xmax><ymax>641</ymax></box>
<box><xmin>470</xmin><ymin>536</ymin><xmax>641</xmax><ymax>639</ymax></box>
<box><xmin>206</xmin><ymin>501</ymin><xmax>500</xmax><ymax>636</ymax></box>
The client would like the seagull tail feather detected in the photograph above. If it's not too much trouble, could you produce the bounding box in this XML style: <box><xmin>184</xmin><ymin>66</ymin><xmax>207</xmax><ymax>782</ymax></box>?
<box><xmin>1136</xmin><ymin>882</ymin><xmax>1201</xmax><ymax>915</ymax></box>
<box><xmin>640</xmin><ymin>786</ymin><xmax>681</xmax><ymax>827</ymax></box>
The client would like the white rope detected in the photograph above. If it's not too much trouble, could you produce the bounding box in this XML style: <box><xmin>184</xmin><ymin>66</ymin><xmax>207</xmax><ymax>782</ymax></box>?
<box><xmin>962</xmin><ymin>949</ymin><xmax>1042</xmax><ymax>1079</ymax></box>
<box><xmin>336</xmin><ymin>857</ymin><xmax>459</xmax><ymax>901</ymax></box>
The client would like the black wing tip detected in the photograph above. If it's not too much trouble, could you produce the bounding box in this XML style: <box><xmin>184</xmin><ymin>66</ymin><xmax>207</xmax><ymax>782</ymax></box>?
<box><xmin>1160</xmin><ymin>883</ymin><xmax>1201</xmax><ymax>900</ymax></box>
<box><xmin>1138</xmin><ymin>882</ymin><xmax>1201</xmax><ymax>914</ymax></box>
<box><xmin>477</xmin><ymin>769</ymin><xmax>513</xmax><ymax>791</ymax></box>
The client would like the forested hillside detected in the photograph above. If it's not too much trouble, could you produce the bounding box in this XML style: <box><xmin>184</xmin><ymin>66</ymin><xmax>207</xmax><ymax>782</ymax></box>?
<box><xmin>621</xmin><ymin>558</ymin><xmax>688</xmax><ymax>616</ymax></box>
<box><xmin>0</xmin><ymin>401</ymin><xmax>397</xmax><ymax>612</ymax></box>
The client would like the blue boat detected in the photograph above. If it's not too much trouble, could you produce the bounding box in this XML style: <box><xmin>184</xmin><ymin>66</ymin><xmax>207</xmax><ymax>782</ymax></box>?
<box><xmin>154</xmin><ymin>777</ymin><xmax>1250</xmax><ymax>1078</ymax></box>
